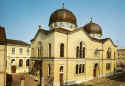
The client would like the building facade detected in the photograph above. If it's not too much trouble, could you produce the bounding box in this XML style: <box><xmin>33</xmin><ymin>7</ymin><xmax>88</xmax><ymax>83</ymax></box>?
<box><xmin>118</xmin><ymin>49</ymin><xmax>125</xmax><ymax>65</ymax></box>
<box><xmin>0</xmin><ymin>26</ymin><xmax>6</xmax><ymax>86</ymax></box>
<box><xmin>30</xmin><ymin>5</ymin><xmax>118</xmax><ymax>86</ymax></box>
<box><xmin>6</xmin><ymin>39</ymin><xmax>31</xmax><ymax>74</ymax></box>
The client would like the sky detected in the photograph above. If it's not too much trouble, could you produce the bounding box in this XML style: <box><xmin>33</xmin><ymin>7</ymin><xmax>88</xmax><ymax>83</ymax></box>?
<box><xmin>0</xmin><ymin>0</ymin><xmax>125</xmax><ymax>48</ymax></box>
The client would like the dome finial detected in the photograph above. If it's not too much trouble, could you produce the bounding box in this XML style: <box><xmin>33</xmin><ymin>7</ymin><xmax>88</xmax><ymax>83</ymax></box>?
<box><xmin>90</xmin><ymin>16</ymin><xmax>93</xmax><ymax>23</ymax></box>
<box><xmin>62</xmin><ymin>2</ymin><xmax>64</xmax><ymax>9</ymax></box>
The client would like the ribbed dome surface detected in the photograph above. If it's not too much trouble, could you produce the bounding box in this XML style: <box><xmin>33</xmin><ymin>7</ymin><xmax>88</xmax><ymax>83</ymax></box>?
<box><xmin>49</xmin><ymin>8</ymin><xmax>77</xmax><ymax>26</ymax></box>
<box><xmin>84</xmin><ymin>22</ymin><xmax>102</xmax><ymax>34</ymax></box>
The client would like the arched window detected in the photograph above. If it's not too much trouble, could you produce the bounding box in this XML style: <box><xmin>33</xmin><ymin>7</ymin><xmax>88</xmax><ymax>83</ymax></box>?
<box><xmin>11</xmin><ymin>59</ymin><xmax>15</xmax><ymax>63</ymax></box>
<box><xmin>60</xmin><ymin>43</ymin><xmax>64</xmax><ymax>57</ymax></box>
<box><xmin>107</xmin><ymin>48</ymin><xmax>111</xmax><ymax>58</ymax></box>
<box><xmin>38</xmin><ymin>41</ymin><xmax>42</xmax><ymax>57</ymax></box>
<box><xmin>95</xmin><ymin>49</ymin><xmax>100</xmax><ymax>57</ymax></box>
<box><xmin>80</xmin><ymin>42</ymin><xmax>83</xmax><ymax>58</ymax></box>
<box><xmin>19</xmin><ymin>48</ymin><xmax>23</xmax><ymax>55</ymax></box>
<box><xmin>76</xmin><ymin>46</ymin><xmax>79</xmax><ymax>58</ymax></box>
<box><xmin>83</xmin><ymin>47</ymin><xmax>85</xmax><ymax>58</ymax></box>
<box><xmin>60</xmin><ymin>66</ymin><xmax>64</xmax><ymax>72</ymax></box>
<box><xmin>27</xmin><ymin>48</ymin><xmax>30</xmax><ymax>55</ymax></box>
<box><xmin>82</xmin><ymin>64</ymin><xmax>85</xmax><ymax>73</ymax></box>
<box><xmin>114</xmin><ymin>52</ymin><xmax>116</xmax><ymax>59</ymax></box>
<box><xmin>76</xmin><ymin>64</ymin><xmax>79</xmax><ymax>74</ymax></box>
<box><xmin>48</xmin><ymin>64</ymin><xmax>51</xmax><ymax>76</ymax></box>
<box><xmin>49</xmin><ymin>43</ymin><xmax>51</xmax><ymax>57</ymax></box>
<box><xmin>79</xmin><ymin>64</ymin><xmax>82</xmax><ymax>73</ymax></box>
<box><xmin>32</xmin><ymin>48</ymin><xmax>34</xmax><ymax>56</ymax></box>
<box><xmin>38</xmin><ymin>48</ymin><xmax>40</xmax><ymax>57</ymax></box>
<box><xmin>19</xmin><ymin>59</ymin><xmax>23</xmax><ymax>67</ymax></box>
<box><xmin>26</xmin><ymin>59</ymin><xmax>29</xmax><ymax>66</ymax></box>
<box><xmin>106</xmin><ymin>63</ymin><xmax>111</xmax><ymax>70</ymax></box>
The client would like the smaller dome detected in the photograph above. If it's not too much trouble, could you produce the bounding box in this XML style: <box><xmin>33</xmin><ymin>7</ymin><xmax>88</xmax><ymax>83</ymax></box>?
<box><xmin>84</xmin><ymin>21</ymin><xmax>102</xmax><ymax>34</ymax></box>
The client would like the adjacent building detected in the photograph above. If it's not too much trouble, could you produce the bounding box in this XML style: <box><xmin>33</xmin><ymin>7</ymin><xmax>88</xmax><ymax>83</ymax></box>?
<box><xmin>6</xmin><ymin>39</ymin><xmax>31</xmax><ymax>74</ymax></box>
<box><xmin>0</xmin><ymin>26</ymin><xmax>6</xmax><ymax>86</ymax></box>
<box><xmin>30</xmin><ymin>4</ymin><xmax>118</xmax><ymax>86</ymax></box>
<box><xmin>118</xmin><ymin>49</ymin><xmax>125</xmax><ymax>65</ymax></box>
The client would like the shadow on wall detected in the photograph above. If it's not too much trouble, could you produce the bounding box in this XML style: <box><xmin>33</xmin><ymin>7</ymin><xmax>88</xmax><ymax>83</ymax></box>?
<box><xmin>108</xmin><ymin>72</ymin><xmax>125</xmax><ymax>82</ymax></box>
<box><xmin>6</xmin><ymin>74</ymin><xmax>12</xmax><ymax>86</ymax></box>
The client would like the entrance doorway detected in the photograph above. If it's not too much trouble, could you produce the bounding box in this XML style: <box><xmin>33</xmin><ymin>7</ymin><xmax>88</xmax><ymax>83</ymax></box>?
<box><xmin>93</xmin><ymin>64</ymin><xmax>98</xmax><ymax>77</ymax></box>
<box><xmin>11</xmin><ymin>65</ymin><xmax>16</xmax><ymax>73</ymax></box>
<box><xmin>59</xmin><ymin>73</ymin><xmax>64</xmax><ymax>86</ymax></box>
<box><xmin>59</xmin><ymin>66</ymin><xmax>64</xmax><ymax>86</ymax></box>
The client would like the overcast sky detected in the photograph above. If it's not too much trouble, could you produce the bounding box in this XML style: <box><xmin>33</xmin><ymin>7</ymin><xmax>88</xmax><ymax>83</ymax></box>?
<box><xmin>0</xmin><ymin>0</ymin><xmax>125</xmax><ymax>48</ymax></box>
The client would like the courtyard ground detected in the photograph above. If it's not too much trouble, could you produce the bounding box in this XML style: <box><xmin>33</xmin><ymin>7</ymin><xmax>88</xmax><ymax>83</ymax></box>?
<box><xmin>11</xmin><ymin>73</ymin><xmax>39</xmax><ymax>86</ymax></box>
<box><xmin>10</xmin><ymin>72</ymin><xmax>125</xmax><ymax>86</ymax></box>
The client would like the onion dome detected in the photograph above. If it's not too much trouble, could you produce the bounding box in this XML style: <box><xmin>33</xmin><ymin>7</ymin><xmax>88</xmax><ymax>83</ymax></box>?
<box><xmin>84</xmin><ymin>17</ymin><xmax>102</xmax><ymax>34</ymax></box>
<box><xmin>49</xmin><ymin>3</ymin><xmax>77</xmax><ymax>26</ymax></box>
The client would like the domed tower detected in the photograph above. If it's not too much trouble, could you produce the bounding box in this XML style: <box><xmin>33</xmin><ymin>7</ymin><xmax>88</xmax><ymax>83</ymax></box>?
<box><xmin>49</xmin><ymin>3</ymin><xmax>77</xmax><ymax>30</ymax></box>
<box><xmin>84</xmin><ymin>17</ymin><xmax>102</xmax><ymax>39</ymax></box>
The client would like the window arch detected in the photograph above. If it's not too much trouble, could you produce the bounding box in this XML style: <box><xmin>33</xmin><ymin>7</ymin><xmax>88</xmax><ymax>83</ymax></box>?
<box><xmin>60</xmin><ymin>66</ymin><xmax>64</xmax><ymax>72</ymax></box>
<box><xmin>83</xmin><ymin>47</ymin><xmax>85</xmax><ymax>58</ymax></box>
<box><xmin>76</xmin><ymin>64</ymin><xmax>79</xmax><ymax>74</ymax></box>
<box><xmin>26</xmin><ymin>59</ymin><xmax>29</xmax><ymax>66</ymax></box>
<box><xmin>32</xmin><ymin>48</ymin><xmax>34</xmax><ymax>56</ymax></box>
<box><xmin>60</xmin><ymin>43</ymin><xmax>64</xmax><ymax>57</ymax></box>
<box><xmin>79</xmin><ymin>64</ymin><xmax>82</xmax><ymax>73</ymax></box>
<box><xmin>80</xmin><ymin>41</ymin><xmax>83</xmax><ymax>58</ymax></box>
<box><xmin>76</xmin><ymin>46</ymin><xmax>79</xmax><ymax>58</ymax></box>
<box><xmin>48</xmin><ymin>64</ymin><xmax>51</xmax><ymax>76</ymax></box>
<box><xmin>95</xmin><ymin>49</ymin><xmax>100</xmax><ymax>57</ymax></box>
<box><xmin>82</xmin><ymin>64</ymin><xmax>85</xmax><ymax>73</ymax></box>
<box><xmin>19</xmin><ymin>59</ymin><xmax>23</xmax><ymax>67</ymax></box>
<box><xmin>11</xmin><ymin>59</ymin><xmax>15</xmax><ymax>63</ymax></box>
<box><xmin>38</xmin><ymin>41</ymin><xmax>42</xmax><ymax>57</ymax></box>
<box><xmin>107</xmin><ymin>48</ymin><xmax>111</xmax><ymax>58</ymax></box>
<box><xmin>106</xmin><ymin>63</ymin><xmax>111</xmax><ymax>70</ymax></box>
<box><xmin>49</xmin><ymin>43</ymin><xmax>51</xmax><ymax>57</ymax></box>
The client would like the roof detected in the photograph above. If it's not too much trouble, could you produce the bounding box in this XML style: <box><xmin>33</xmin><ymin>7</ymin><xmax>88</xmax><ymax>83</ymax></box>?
<box><xmin>7</xmin><ymin>39</ymin><xmax>30</xmax><ymax>46</ymax></box>
<box><xmin>0</xmin><ymin>26</ymin><xmax>6</xmax><ymax>44</ymax></box>
<box><xmin>31</xmin><ymin>27</ymin><xmax>117</xmax><ymax>47</ymax></box>
<box><xmin>31</xmin><ymin>28</ymin><xmax>51</xmax><ymax>41</ymax></box>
